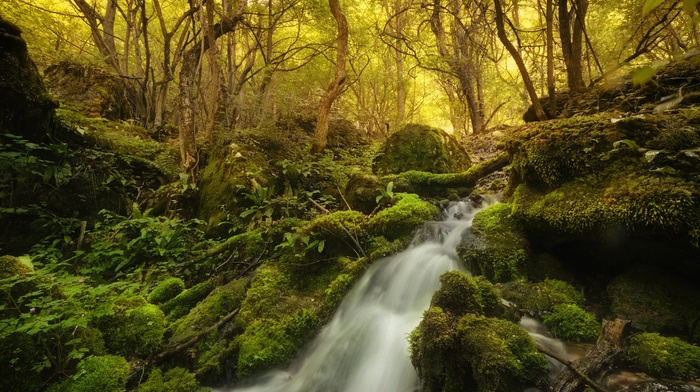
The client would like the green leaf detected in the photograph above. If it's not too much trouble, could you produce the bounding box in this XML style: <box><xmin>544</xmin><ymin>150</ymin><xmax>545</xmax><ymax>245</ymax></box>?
<box><xmin>386</xmin><ymin>181</ymin><xmax>394</xmax><ymax>194</ymax></box>
<box><xmin>642</xmin><ymin>0</ymin><xmax>665</xmax><ymax>16</ymax></box>
<box><xmin>317</xmin><ymin>240</ymin><xmax>325</xmax><ymax>253</ymax></box>
<box><xmin>376</xmin><ymin>194</ymin><xmax>382</xmax><ymax>203</ymax></box>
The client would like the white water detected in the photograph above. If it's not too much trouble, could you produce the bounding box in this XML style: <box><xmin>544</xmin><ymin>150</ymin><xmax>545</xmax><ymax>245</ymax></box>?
<box><xmin>222</xmin><ymin>199</ymin><xmax>493</xmax><ymax>392</ymax></box>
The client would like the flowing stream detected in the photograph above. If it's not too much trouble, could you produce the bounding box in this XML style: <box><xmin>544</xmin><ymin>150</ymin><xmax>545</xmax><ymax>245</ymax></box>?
<box><xmin>222</xmin><ymin>199</ymin><xmax>494</xmax><ymax>392</ymax></box>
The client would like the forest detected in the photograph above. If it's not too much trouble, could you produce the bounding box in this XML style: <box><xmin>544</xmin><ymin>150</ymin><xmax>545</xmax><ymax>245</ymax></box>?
<box><xmin>1</xmin><ymin>0</ymin><xmax>700</xmax><ymax>391</ymax></box>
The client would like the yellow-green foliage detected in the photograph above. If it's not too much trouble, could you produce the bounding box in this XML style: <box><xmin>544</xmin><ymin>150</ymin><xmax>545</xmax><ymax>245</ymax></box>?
<box><xmin>99</xmin><ymin>298</ymin><xmax>165</xmax><ymax>357</ymax></box>
<box><xmin>235</xmin><ymin>309</ymin><xmax>318</xmax><ymax>377</ymax></box>
<box><xmin>322</xmin><ymin>273</ymin><xmax>353</xmax><ymax>311</ymax></box>
<box><xmin>368</xmin><ymin>193</ymin><xmax>440</xmax><ymax>241</ymax></box>
<box><xmin>147</xmin><ymin>277</ymin><xmax>185</xmax><ymax>304</ymax></box>
<box><xmin>608</xmin><ymin>266</ymin><xmax>700</xmax><ymax>339</ymax></box>
<box><xmin>161</xmin><ymin>280</ymin><xmax>215</xmax><ymax>321</ymax></box>
<box><xmin>366</xmin><ymin>236</ymin><xmax>404</xmax><ymax>260</ymax></box>
<box><xmin>500</xmin><ymin>279</ymin><xmax>584</xmax><ymax>315</ymax></box>
<box><xmin>629</xmin><ymin>333</ymin><xmax>700</xmax><ymax>379</ymax></box>
<box><xmin>137</xmin><ymin>367</ymin><xmax>210</xmax><ymax>392</ymax></box>
<box><xmin>457</xmin><ymin>315</ymin><xmax>547</xmax><ymax>392</ymax></box>
<box><xmin>0</xmin><ymin>255</ymin><xmax>33</xmax><ymax>277</ymax></box>
<box><xmin>459</xmin><ymin>204</ymin><xmax>529</xmax><ymax>282</ymax></box>
<box><xmin>543</xmin><ymin>304</ymin><xmax>600</xmax><ymax>343</ymax></box>
<box><xmin>49</xmin><ymin>355</ymin><xmax>129</xmax><ymax>392</ymax></box>
<box><xmin>372</xmin><ymin>124</ymin><xmax>471</xmax><ymax>175</ymax></box>
<box><xmin>430</xmin><ymin>271</ymin><xmax>503</xmax><ymax>318</ymax></box>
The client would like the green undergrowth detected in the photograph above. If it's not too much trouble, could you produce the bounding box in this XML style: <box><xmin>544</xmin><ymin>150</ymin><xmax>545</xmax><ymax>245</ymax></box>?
<box><xmin>48</xmin><ymin>355</ymin><xmax>129</xmax><ymax>392</ymax></box>
<box><xmin>543</xmin><ymin>304</ymin><xmax>600</xmax><ymax>343</ymax></box>
<box><xmin>137</xmin><ymin>367</ymin><xmax>210</xmax><ymax>392</ymax></box>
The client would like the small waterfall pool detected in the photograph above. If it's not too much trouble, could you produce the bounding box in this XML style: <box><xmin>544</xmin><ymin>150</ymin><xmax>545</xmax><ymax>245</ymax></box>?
<box><xmin>219</xmin><ymin>199</ymin><xmax>495</xmax><ymax>392</ymax></box>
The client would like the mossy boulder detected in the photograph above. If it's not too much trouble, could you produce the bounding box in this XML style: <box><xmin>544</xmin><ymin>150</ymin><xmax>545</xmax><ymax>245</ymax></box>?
<box><xmin>499</xmin><ymin>279</ymin><xmax>584</xmax><ymax>316</ymax></box>
<box><xmin>367</xmin><ymin>193</ymin><xmax>440</xmax><ymax>242</ymax></box>
<box><xmin>628</xmin><ymin>332</ymin><xmax>700</xmax><ymax>379</ymax></box>
<box><xmin>505</xmin><ymin>113</ymin><xmax>700</xmax><ymax>253</ymax></box>
<box><xmin>430</xmin><ymin>271</ymin><xmax>503</xmax><ymax>318</ymax></box>
<box><xmin>98</xmin><ymin>297</ymin><xmax>165</xmax><ymax>357</ymax></box>
<box><xmin>608</xmin><ymin>266</ymin><xmax>700</xmax><ymax>341</ymax></box>
<box><xmin>372</xmin><ymin>124</ymin><xmax>472</xmax><ymax>175</ymax></box>
<box><xmin>148</xmin><ymin>277</ymin><xmax>185</xmax><ymax>304</ymax></box>
<box><xmin>48</xmin><ymin>355</ymin><xmax>129</xmax><ymax>392</ymax></box>
<box><xmin>137</xmin><ymin>367</ymin><xmax>210</xmax><ymax>392</ymax></box>
<box><xmin>543</xmin><ymin>304</ymin><xmax>600</xmax><ymax>343</ymax></box>
<box><xmin>0</xmin><ymin>17</ymin><xmax>58</xmax><ymax>142</ymax></box>
<box><xmin>44</xmin><ymin>61</ymin><xmax>134</xmax><ymax>121</ymax></box>
<box><xmin>410</xmin><ymin>309</ymin><xmax>547</xmax><ymax>392</ymax></box>
<box><xmin>458</xmin><ymin>203</ymin><xmax>530</xmax><ymax>282</ymax></box>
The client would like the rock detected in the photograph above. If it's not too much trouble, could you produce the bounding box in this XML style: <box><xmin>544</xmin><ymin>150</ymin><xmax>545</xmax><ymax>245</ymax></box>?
<box><xmin>0</xmin><ymin>16</ymin><xmax>57</xmax><ymax>141</ymax></box>
<box><xmin>44</xmin><ymin>61</ymin><xmax>134</xmax><ymax>120</ymax></box>
<box><xmin>372</xmin><ymin>124</ymin><xmax>472</xmax><ymax>175</ymax></box>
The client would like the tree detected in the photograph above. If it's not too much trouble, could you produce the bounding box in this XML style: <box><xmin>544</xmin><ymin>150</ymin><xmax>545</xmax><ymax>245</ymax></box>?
<box><xmin>312</xmin><ymin>0</ymin><xmax>348</xmax><ymax>153</ymax></box>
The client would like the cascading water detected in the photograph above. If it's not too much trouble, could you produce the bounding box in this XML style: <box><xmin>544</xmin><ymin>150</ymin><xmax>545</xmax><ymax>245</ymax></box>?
<box><xmin>221</xmin><ymin>198</ymin><xmax>495</xmax><ymax>392</ymax></box>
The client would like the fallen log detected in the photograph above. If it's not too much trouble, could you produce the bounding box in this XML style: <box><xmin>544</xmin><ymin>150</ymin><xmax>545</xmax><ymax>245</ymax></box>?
<box><xmin>549</xmin><ymin>318</ymin><xmax>630</xmax><ymax>392</ymax></box>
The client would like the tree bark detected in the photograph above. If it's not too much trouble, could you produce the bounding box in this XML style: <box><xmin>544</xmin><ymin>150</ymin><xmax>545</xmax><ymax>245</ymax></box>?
<box><xmin>546</xmin><ymin>0</ymin><xmax>556</xmax><ymax>118</ymax></box>
<box><xmin>313</xmin><ymin>0</ymin><xmax>349</xmax><ymax>153</ymax></box>
<box><xmin>558</xmin><ymin>0</ymin><xmax>587</xmax><ymax>92</ymax></box>
<box><xmin>550</xmin><ymin>319</ymin><xmax>630</xmax><ymax>392</ymax></box>
<box><xmin>494</xmin><ymin>0</ymin><xmax>547</xmax><ymax>121</ymax></box>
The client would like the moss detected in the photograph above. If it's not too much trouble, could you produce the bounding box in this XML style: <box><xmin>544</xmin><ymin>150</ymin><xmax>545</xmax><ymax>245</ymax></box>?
<box><xmin>99</xmin><ymin>299</ymin><xmax>165</xmax><ymax>357</ymax></box>
<box><xmin>367</xmin><ymin>193</ymin><xmax>440</xmax><ymax>242</ymax></box>
<box><xmin>457</xmin><ymin>315</ymin><xmax>548</xmax><ymax>392</ymax></box>
<box><xmin>147</xmin><ymin>277</ymin><xmax>185</xmax><ymax>304</ymax></box>
<box><xmin>366</xmin><ymin>235</ymin><xmax>404</xmax><ymax>260</ymax></box>
<box><xmin>322</xmin><ymin>273</ymin><xmax>354</xmax><ymax>312</ymax></box>
<box><xmin>137</xmin><ymin>367</ymin><xmax>210</xmax><ymax>392</ymax></box>
<box><xmin>238</xmin><ymin>264</ymin><xmax>288</xmax><ymax>323</ymax></box>
<box><xmin>500</xmin><ymin>279</ymin><xmax>584</xmax><ymax>316</ymax></box>
<box><xmin>0</xmin><ymin>255</ymin><xmax>33</xmax><ymax>277</ymax></box>
<box><xmin>459</xmin><ymin>204</ymin><xmax>529</xmax><ymax>282</ymax></box>
<box><xmin>543</xmin><ymin>304</ymin><xmax>600</xmax><ymax>343</ymax></box>
<box><xmin>372</xmin><ymin>124</ymin><xmax>472</xmax><ymax>175</ymax></box>
<box><xmin>410</xmin><ymin>309</ymin><xmax>547</xmax><ymax>392</ymax></box>
<box><xmin>235</xmin><ymin>309</ymin><xmax>319</xmax><ymax>377</ymax></box>
<box><xmin>628</xmin><ymin>333</ymin><xmax>700</xmax><ymax>379</ymax></box>
<box><xmin>300</xmin><ymin>210</ymin><xmax>366</xmax><ymax>258</ymax></box>
<box><xmin>430</xmin><ymin>271</ymin><xmax>503</xmax><ymax>318</ymax></box>
<box><xmin>162</xmin><ymin>280</ymin><xmax>215</xmax><ymax>321</ymax></box>
<box><xmin>49</xmin><ymin>355</ymin><xmax>129</xmax><ymax>392</ymax></box>
<box><xmin>607</xmin><ymin>266</ymin><xmax>700</xmax><ymax>339</ymax></box>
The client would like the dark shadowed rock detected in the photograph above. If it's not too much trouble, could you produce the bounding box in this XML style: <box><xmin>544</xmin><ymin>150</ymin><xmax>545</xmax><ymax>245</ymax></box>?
<box><xmin>0</xmin><ymin>16</ymin><xmax>57</xmax><ymax>141</ymax></box>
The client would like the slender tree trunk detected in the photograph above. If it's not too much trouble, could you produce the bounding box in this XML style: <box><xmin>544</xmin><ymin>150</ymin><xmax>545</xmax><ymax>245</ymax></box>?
<box><xmin>546</xmin><ymin>0</ymin><xmax>556</xmax><ymax>117</ymax></box>
<box><xmin>494</xmin><ymin>0</ymin><xmax>547</xmax><ymax>121</ymax></box>
<box><xmin>394</xmin><ymin>0</ymin><xmax>406</xmax><ymax>126</ymax></box>
<box><xmin>313</xmin><ymin>0</ymin><xmax>348</xmax><ymax>153</ymax></box>
<box><xmin>204</xmin><ymin>0</ymin><xmax>218</xmax><ymax>141</ymax></box>
<box><xmin>558</xmin><ymin>0</ymin><xmax>586</xmax><ymax>92</ymax></box>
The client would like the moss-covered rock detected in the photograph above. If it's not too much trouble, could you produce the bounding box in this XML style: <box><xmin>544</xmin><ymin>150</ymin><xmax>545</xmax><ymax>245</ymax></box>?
<box><xmin>98</xmin><ymin>298</ymin><xmax>165</xmax><ymax>357</ymax></box>
<box><xmin>137</xmin><ymin>367</ymin><xmax>210</xmax><ymax>392</ymax></box>
<box><xmin>430</xmin><ymin>271</ymin><xmax>503</xmax><ymax>318</ymax></box>
<box><xmin>234</xmin><ymin>309</ymin><xmax>319</xmax><ymax>377</ymax></box>
<box><xmin>608</xmin><ymin>266</ymin><xmax>700</xmax><ymax>341</ymax></box>
<box><xmin>459</xmin><ymin>203</ymin><xmax>529</xmax><ymax>282</ymax></box>
<box><xmin>628</xmin><ymin>332</ymin><xmax>700</xmax><ymax>379</ymax></box>
<box><xmin>162</xmin><ymin>280</ymin><xmax>215</xmax><ymax>321</ymax></box>
<box><xmin>148</xmin><ymin>277</ymin><xmax>185</xmax><ymax>304</ymax></box>
<box><xmin>543</xmin><ymin>304</ymin><xmax>600</xmax><ymax>343</ymax></box>
<box><xmin>372</xmin><ymin>124</ymin><xmax>471</xmax><ymax>175</ymax></box>
<box><xmin>410</xmin><ymin>309</ymin><xmax>547</xmax><ymax>392</ymax></box>
<box><xmin>48</xmin><ymin>355</ymin><xmax>129</xmax><ymax>392</ymax></box>
<box><xmin>367</xmin><ymin>193</ymin><xmax>440</xmax><ymax>242</ymax></box>
<box><xmin>499</xmin><ymin>279</ymin><xmax>584</xmax><ymax>316</ymax></box>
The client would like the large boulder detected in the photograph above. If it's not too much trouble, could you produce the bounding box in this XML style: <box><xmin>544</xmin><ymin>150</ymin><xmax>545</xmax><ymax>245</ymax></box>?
<box><xmin>0</xmin><ymin>17</ymin><xmax>57</xmax><ymax>141</ymax></box>
<box><xmin>44</xmin><ymin>61</ymin><xmax>134</xmax><ymax>120</ymax></box>
<box><xmin>372</xmin><ymin>124</ymin><xmax>472</xmax><ymax>175</ymax></box>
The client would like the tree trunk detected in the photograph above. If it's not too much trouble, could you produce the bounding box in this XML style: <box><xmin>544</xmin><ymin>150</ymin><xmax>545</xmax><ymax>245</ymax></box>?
<box><xmin>204</xmin><ymin>0</ymin><xmax>219</xmax><ymax>141</ymax></box>
<box><xmin>551</xmin><ymin>319</ymin><xmax>630</xmax><ymax>392</ymax></box>
<box><xmin>546</xmin><ymin>0</ymin><xmax>556</xmax><ymax>117</ymax></box>
<box><xmin>313</xmin><ymin>0</ymin><xmax>348</xmax><ymax>153</ymax></box>
<box><xmin>558</xmin><ymin>0</ymin><xmax>586</xmax><ymax>92</ymax></box>
<box><xmin>494</xmin><ymin>0</ymin><xmax>547</xmax><ymax>121</ymax></box>
<box><xmin>394</xmin><ymin>0</ymin><xmax>406</xmax><ymax>126</ymax></box>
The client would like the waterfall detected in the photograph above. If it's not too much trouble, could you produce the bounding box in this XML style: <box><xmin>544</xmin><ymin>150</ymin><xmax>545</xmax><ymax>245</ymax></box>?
<box><xmin>220</xmin><ymin>198</ymin><xmax>495</xmax><ymax>392</ymax></box>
